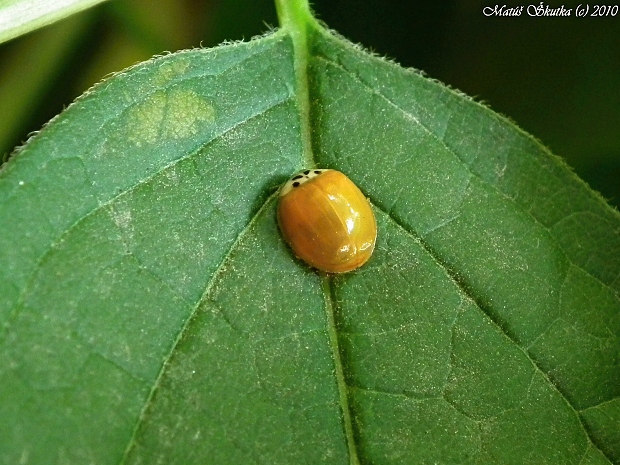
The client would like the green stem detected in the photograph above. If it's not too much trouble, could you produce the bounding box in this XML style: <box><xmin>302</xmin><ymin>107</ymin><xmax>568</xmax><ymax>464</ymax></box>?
<box><xmin>275</xmin><ymin>0</ymin><xmax>314</xmax><ymax>28</ymax></box>
<box><xmin>275</xmin><ymin>0</ymin><xmax>315</xmax><ymax>168</ymax></box>
<box><xmin>276</xmin><ymin>4</ymin><xmax>359</xmax><ymax>462</ymax></box>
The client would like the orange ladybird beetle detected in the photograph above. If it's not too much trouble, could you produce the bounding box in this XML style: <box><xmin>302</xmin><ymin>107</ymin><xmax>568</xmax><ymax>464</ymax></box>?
<box><xmin>277</xmin><ymin>169</ymin><xmax>377</xmax><ymax>273</ymax></box>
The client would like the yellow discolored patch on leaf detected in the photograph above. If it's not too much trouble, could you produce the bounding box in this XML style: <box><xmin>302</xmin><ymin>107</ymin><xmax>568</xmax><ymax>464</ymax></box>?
<box><xmin>126</xmin><ymin>88</ymin><xmax>215</xmax><ymax>146</ymax></box>
<box><xmin>152</xmin><ymin>59</ymin><xmax>190</xmax><ymax>87</ymax></box>
<box><xmin>163</xmin><ymin>88</ymin><xmax>216</xmax><ymax>139</ymax></box>
<box><xmin>126</xmin><ymin>91</ymin><xmax>165</xmax><ymax>145</ymax></box>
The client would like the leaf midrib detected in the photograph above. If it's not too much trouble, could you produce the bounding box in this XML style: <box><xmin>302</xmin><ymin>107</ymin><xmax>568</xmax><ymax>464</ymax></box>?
<box><xmin>278</xmin><ymin>4</ymin><xmax>363</xmax><ymax>461</ymax></box>
<box><xmin>322</xmin><ymin>275</ymin><xmax>362</xmax><ymax>465</ymax></box>
<box><xmin>276</xmin><ymin>0</ymin><xmax>315</xmax><ymax>169</ymax></box>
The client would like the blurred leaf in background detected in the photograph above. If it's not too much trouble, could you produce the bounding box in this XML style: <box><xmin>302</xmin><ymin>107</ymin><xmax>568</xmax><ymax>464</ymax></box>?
<box><xmin>0</xmin><ymin>0</ymin><xmax>618</xmax><ymax>207</ymax></box>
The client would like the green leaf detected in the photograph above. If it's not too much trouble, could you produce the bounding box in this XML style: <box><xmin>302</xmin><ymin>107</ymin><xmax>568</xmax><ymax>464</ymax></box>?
<box><xmin>0</xmin><ymin>0</ymin><xmax>108</xmax><ymax>45</ymax></box>
<box><xmin>1</xmin><ymin>1</ymin><xmax>619</xmax><ymax>463</ymax></box>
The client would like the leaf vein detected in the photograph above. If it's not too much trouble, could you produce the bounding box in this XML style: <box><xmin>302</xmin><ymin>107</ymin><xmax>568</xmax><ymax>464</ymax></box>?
<box><xmin>378</xmin><ymin>202</ymin><xmax>610</xmax><ymax>461</ymax></box>
<box><xmin>0</xmin><ymin>96</ymin><xmax>293</xmax><ymax>345</ymax></box>
<box><xmin>313</xmin><ymin>52</ymin><xmax>618</xmax><ymax>297</ymax></box>
<box><xmin>119</xmin><ymin>191</ymin><xmax>280</xmax><ymax>463</ymax></box>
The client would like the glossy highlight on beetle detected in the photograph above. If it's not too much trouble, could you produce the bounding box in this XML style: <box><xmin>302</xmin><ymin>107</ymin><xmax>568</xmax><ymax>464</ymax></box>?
<box><xmin>277</xmin><ymin>169</ymin><xmax>377</xmax><ymax>273</ymax></box>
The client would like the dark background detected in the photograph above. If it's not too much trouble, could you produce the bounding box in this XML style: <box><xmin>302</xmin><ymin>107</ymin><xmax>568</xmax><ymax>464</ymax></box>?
<box><xmin>1</xmin><ymin>0</ymin><xmax>618</xmax><ymax>206</ymax></box>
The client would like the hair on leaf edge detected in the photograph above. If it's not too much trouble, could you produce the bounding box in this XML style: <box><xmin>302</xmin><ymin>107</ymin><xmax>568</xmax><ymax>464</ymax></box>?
<box><xmin>0</xmin><ymin>29</ymin><xmax>287</xmax><ymax>173</ymax></box>
<box><xmin>311</xmin><ymin>24</ymin><xmax>620</xmax><ymax>217</ymax></box>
